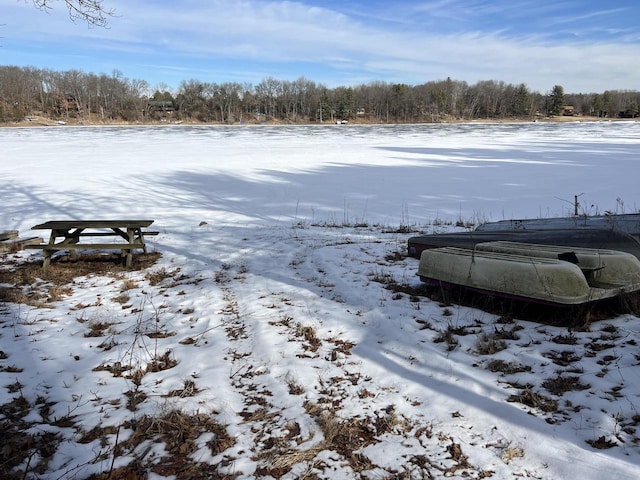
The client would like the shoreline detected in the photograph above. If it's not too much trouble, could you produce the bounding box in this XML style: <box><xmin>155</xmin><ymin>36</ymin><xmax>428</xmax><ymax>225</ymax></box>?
<box><xmin>3</xmin><ymin>114</ymin><xmax>637</xmax><ymax>129</ymax></box>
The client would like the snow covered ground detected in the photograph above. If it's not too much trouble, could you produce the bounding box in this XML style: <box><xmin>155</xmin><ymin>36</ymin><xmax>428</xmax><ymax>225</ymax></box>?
<box><xmin>1</xmin><ymin>122</ymin><xmax>640</xmax><ymax>479</ymax></box>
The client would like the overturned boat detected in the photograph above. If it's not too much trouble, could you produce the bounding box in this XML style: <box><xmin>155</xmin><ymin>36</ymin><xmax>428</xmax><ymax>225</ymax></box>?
<box><xmin>417</xmin><ymin>241</ymin><xmax>640</xmax><ymax>306</ymax></box>
<box><xmin>476</xmin><ymin>241</ymin><xmax>640</xmax><ymax>288</ymax></box>
<box><xmin>407</xmin><ymin>228</ymin><xmax>640</xmax><ymax>260</ymax></box>
<box><xmin>476</xmin><ymin>213</ymin><xmax>640</xmax><ymax>241</ymax></box>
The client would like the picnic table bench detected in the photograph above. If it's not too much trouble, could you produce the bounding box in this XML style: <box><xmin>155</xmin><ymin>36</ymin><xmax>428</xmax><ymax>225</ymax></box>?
<box><xmin>0</xmin><ymin>230</ymin><xmax>43</xmax><ymax>252</ymax></box>
<box><xmin>0</xmin><ymin>230</ymin><xmax>18</xmax><ymax>241</ymax></box>
<box><xmin>26</xmin><ymin>220</ymin><xmax>157</xmax><ymax>268</ymax></box>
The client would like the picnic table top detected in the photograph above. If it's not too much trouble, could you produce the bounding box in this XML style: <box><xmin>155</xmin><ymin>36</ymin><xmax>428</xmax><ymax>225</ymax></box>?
<box><xmin>31</xmin><ymin>220</ymin><xmax>155</xmax><ymax>230</ymax></box>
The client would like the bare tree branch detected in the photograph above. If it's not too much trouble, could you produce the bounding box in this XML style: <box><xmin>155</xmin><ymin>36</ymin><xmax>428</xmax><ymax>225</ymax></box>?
<box><xmin>31</xmin><ymin>0</ymin><xmax>114</xmax><ymax>27</ymax></box>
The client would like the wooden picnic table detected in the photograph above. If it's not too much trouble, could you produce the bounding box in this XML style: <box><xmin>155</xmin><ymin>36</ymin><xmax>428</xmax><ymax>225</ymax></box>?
<box><xmin>27</xmin><ymin>219</ymin><xmax>156</xmax><ymax>268</ymax></box>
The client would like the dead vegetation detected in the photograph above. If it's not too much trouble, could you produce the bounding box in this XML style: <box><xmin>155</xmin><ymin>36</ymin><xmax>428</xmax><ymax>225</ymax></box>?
<box><xmin>506</xmin><ymin>389</ymin><xmax>559</xmax><ymax>413</ymax></box>
<box><xmin>0</xmin><ymin>394</ymin><xmax>61</xmax><ymax>477</ymax></box>
<box><xmin>487</xmin><ymin>359</ymin><xmax>531</xmax><ymax>375</ymax></box>
<box><xmin>542</xmin><ymin>375</ymin><xmax>591</xmax><ymax>396</ymax></box>
<box><xmin>2</xmin><ymin>237</ymin><xmax>640</xmax><ymax>478</ymax></box>
<box><xmin>79</xmin><ymin>410</ymin><xmax>236</xmax><ymax>480</ymax></box>
<box><xmin>0</xmin><ymin>252</ymin><xmax>161</xmax><ymax>308</ymax></box>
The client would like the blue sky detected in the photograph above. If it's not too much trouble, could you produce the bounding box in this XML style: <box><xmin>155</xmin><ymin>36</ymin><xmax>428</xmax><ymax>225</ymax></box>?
<box><xmin>2</xmin><ymin>0</ymin><xmax>639</xmax><ymax>93</ymax></box>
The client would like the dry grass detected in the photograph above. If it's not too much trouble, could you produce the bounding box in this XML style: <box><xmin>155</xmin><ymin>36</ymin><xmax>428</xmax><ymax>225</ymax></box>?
<box><xmin>112</xmin><ymin>293</ymin><xmax>130</xmax><ymax>304</ymax></box>
<box><xmin>475</xmin><ymin>333</ymin><xmax>508</xmax><ymax>355</ymax></box>
<box><xmin>252</xmin><ymin>401</ymin><xmax>412</xmax><ymax>478</ymax></box>
<box><xmin>308</xmin><ymin>403</ymin><xmax>402</xmax><ymax>468</ymax></box>
<box><xmin>500</xmin><ymin>445</ymin><xmax>525</xmax><ymax>464</ymax></box>
<box><xmin>166</xmin><ymin>379</ymin><xmax>200</xmax><ymax>398</ymax></box>
<box><xmin>487</xmin><ymin>359</ymin><xmax>532</xmax><ymax>374</ymax></box>
<box><xmin>544</xmin><ymin>350</ymin><xmax>582</xmax><ymax>366</ymax></box>
<box><xmin>552</xmin><ymin>333</ymin><xmax>578</xmax><ymax>345</ymax></box>
<box><xmin>506</xmin><ymin>389</ymin><xmax>559</xmax><ymax>413</ymax></box>
<box><xmin>295</xmin><ymin>323</ymin><xmax>321</xmax><ymax>352</ymax></box>
<box><xmin>120</xmin><ymin>278</ymin><xmax>139</xmax><ymax>291</ymax></box>
<box><xmin>0</xmin><ymin>251</ymin><xmax>178</xmax><ymax>475</ymax></box>
<box><xmin>145</xmin><ymin>266</ymin><xmax>176</xmax><ymax>286</ymax></box>
<box><xmin>0</xmin><ymin>394</ymin><xmax>62</xmax><ymax>477</ymax></box>
<box><xmin>586</xmin><ymin>436</ymin><xmax>617</xmax><ymax>449</ymax></box>
<box><xmin>542</xmin><ymin>375</ymin><xmax>590</xmax><ymax>395</ymax></box>
<box><xmin>0</xmin><ymin>252</ymin><xmax>161</xmax><ymax>308</ymax></box>
<box><xmin>433</xmin><ymin>325</ymin><xmax>460</xmax><ymax>351</ymax></box>
<box><xmin>80</xmin><ymin>410</ymin><xmax>236</xmax><ymax>479</ymax></box>
<box><xmin>146</xmin><ymin>350</ymin><xmax>178</xmax><ymax>373</ymax></box>
<box><xmin>84</xmin><ymin>320</ymin><xmax>115</xmax><ymax>338</ymax></box>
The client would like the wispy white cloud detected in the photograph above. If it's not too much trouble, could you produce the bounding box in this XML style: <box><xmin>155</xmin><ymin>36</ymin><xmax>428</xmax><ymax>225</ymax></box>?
<box><xmin>3</xmin><ymin>0</ymin><xmax>639</xmax><ymax>92</ymax></box>
<box><xmin>546</xmin><ymin>7</ymin><xmax>628</xmax><ymax>26</ymax></box>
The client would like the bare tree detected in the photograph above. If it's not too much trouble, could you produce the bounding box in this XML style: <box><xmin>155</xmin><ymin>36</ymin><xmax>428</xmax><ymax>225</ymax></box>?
<box><xmin>30</xmin><ymin>0</ymin><xmax>114</xmax><ymax>27</ymax></box>
<box><xmin>255</xmin><ymin>77</ymin><xmax>282</xmax><ymax>118</ymax></box>
<box><xmin>2</xmin><ymin>63</ymin><xmax>640</xmax><ymax>124</ymax></box>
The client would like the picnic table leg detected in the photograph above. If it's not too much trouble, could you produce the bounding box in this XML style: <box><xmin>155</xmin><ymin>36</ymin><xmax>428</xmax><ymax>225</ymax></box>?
<box><xmin>67</xmin><ymin>228</ymin><xmax>83</xmax><ymax>261</ymax></box>
<box><xmin>123</xmin><ymin>249</ymin><xmax>132</xmax><ymax>268</ymax></box>
<box><xmin>42</xmin><ymin>229</ymin><xmax>58</xmax><ymax>268</ymax></box>
<box><xmin>137</xmin><ymin>228</ymin><xmax>148</xmax><ymax>253</ymax></box>
<box><xmin>125</xmin><ymin>228</ymin><xmax>135</xmax><ymax>268</ymax></box>
<box><xmin>43</xmin><ymin>250</ymin><xmax>53</xmax><ymax>269</ymax></box>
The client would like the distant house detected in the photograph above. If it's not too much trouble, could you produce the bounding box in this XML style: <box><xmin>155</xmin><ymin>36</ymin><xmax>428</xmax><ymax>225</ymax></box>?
<box><xmin>619</xmin><ymin>108</ymin><xmax>639</xmax><ymax>118</ymax></box>
<box><xmin>146</xmin><ymin>100</ymin><xmax>175</xmax><ymax>115</ymax></box>
<box><xmin>55</xmin><ymin>93</ymin><xmax>81</xmax><ymax>115</ymax></box>
<box><xmin>562</xmin><ymin>105</ymin><xmax>575</xmax><ymax>116</ymax></box>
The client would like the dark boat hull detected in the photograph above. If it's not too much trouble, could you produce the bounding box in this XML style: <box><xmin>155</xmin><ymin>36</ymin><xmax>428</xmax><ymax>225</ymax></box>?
<box><xmin>407</xmin><ymin>228</ymin><xmax>640</xmax><ymax>260</ymax></box>
<box><xmin>476</xmin><ymin>213</ymin><xmax>640</xmax><ymax>240</ymax></box>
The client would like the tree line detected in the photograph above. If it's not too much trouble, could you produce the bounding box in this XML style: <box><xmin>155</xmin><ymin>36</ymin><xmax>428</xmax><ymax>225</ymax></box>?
<box><xmin>1</xmin><ymin>65</ymin><xmax>638</xmax><ymax>124</ymax></box>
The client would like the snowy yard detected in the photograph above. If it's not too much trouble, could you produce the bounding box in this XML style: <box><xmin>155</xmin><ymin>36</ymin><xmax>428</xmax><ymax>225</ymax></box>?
<box><xmin>1</xmin><ymin>122</ymin><xmax>640</xmax><ymax>479</ymax></box>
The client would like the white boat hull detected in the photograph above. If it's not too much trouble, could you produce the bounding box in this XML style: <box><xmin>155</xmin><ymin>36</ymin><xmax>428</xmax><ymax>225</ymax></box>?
<box><xmin>418</xmin><ymin>244</ymin><xmax>640</xmax><ymax>306</ymax></box>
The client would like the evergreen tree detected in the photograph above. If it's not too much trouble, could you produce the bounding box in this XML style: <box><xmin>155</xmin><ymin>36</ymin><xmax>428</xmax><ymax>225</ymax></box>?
<box><xmin>512</xmin><ymin>83</ymin><xmax>532</xmax><ymax>116</ymax></box>
<box><xmin>592</xmin><ymin>94</ymin><xmax>603</xmax><ymax>117</ymax></box>
<box><xmin>549</xmin><ymin>85</ymin><xmax>565</xmax><ymax>116</ymax></box>
<box><xmin>602</xmin><ymin>91</ymin><xmax>612</xmax><ymax>117</ymax></box>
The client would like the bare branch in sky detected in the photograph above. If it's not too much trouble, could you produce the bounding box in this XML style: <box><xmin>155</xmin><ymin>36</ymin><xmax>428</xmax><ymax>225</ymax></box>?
<box><xmin>31</xmin><ymin>0</ymin><xmax>114</xmax><ymax>27</ymax></box>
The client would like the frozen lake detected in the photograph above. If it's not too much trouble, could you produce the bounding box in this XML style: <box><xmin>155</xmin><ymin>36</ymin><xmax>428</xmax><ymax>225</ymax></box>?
<box><xmin>2</xmin><ymin>121</ymin><xmax>639</xmax><ymax>232</ymax></box>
